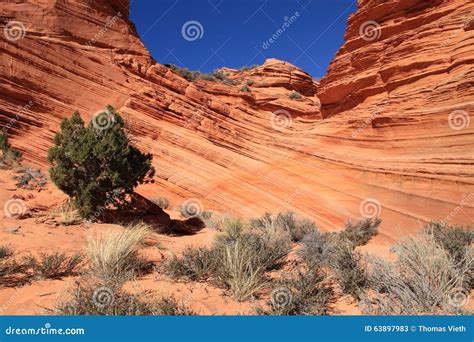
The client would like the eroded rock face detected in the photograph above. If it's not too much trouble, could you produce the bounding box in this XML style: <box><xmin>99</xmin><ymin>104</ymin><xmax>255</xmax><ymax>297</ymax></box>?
<box><xmin>0</xmin><ymin>0</ymin><xmax>472</xmax><ymax>243</ymax></box>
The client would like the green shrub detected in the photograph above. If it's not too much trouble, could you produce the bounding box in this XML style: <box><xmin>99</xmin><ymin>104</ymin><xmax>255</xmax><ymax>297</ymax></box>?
<box><xmin>47</xmin><ymin>106</ymin><xmax>155</xmax><ymax>218</ymax></box>
<box><xmin>25</xmin><ymin>251</ymin><xmax>83</xmax><ymax>279</ymax></box>
<box><xmin>289</xmin><ymin>91</ymin><xmax>302</xmax><ymax>100</ymax></box>
<box><xmin>339</xmin><ymin>218</ymin><xmax>380</xmax><ymax>246</ymax></box>
<box><xmin>259</xmin><ymin>268</ymin><xmax>334</xmax><ymax>315</ymax></box>
<box><xmin>0</xmin><ymin>132</ymin><xmax>22</xmax><ymax>163</ymax></box>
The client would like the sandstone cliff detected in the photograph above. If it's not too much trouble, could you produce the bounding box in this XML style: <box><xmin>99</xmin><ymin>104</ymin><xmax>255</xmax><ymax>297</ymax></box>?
<box><xmin>1</xmin><ymin>0</ymin><xmax>472</xmax><ymax>244</ymax></box>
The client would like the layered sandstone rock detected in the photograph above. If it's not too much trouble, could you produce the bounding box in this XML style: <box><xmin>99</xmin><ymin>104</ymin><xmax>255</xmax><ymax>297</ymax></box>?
<box><xmin>0</xmin><ymin>0</ymin><xmax>472</xmax><ymax>247</ymax></box>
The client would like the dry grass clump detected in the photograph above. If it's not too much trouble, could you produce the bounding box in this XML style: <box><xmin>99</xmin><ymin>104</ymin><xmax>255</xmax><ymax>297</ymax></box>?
<box><xmin>249</xmin><ymin>211</ymin><xmax>317</xmax><ymax>242</ymax></box>
<box><xmin>258</xmin><ymin>268</ymin><xmax>334</xmax><ymax>315</ymax></box>
<box><xmin>86</xmin><ymin>222</ymin><xmax>151</xmax><ymax>283</ymax></box>
<box><xmin>25</xmin><ymin>251</ymin><xmax>83</xmax><ymax>279</ymax></box>
<box><xmin>54</xmin><ymin>277</ymin><xmax>194</xmax><ymax>316</ymax></box>
<box><xmin>0</xmin><ymin>246</ymin><xmax>29</xmax><ymax>287</ymax></box>
<box><xmin>163</xmin><ymin>217</ymin><xmax>291</xmax><ymax>301</ymax></box>
<box><xmin>51</xmin><ymin>200</ymin><xmax>82</xmax><ymax>226</ymax></box>
<box><xmin>0</xmin><ymin>246</ymin><xmax>13</xmax><ymax>259</ymax></box>
<box><xmin>361</xmin><ymin>229</ymin><xmax>473</xmax><ymax>315</ymax></box>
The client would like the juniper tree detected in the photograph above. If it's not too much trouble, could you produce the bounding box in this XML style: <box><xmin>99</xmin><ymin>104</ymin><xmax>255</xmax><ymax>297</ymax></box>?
<box><xmin>48</xmin><ymin>105</ymin><xmax>154</xmax><ymax>218</ymax></box>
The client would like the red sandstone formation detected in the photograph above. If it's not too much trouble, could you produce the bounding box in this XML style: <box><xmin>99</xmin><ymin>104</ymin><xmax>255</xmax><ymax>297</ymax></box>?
<box><xmin>0</xmin><ymin>0</ymin><xmax>473</xmax><ymax>247</ymax></box>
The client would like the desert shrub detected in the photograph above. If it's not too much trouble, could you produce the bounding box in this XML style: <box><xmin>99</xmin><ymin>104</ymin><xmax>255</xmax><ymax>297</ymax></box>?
<box><xmin>0</xmin><ymin>260</ymin><xmax>27</xmax><ymax>287</ymax></box>
<box><xmin>47</xmin><ymin>106</ymin><xmax>155</xmax><ymax>218</ymax></box>
<box><xmin>245</xmin><ymin>80</ymin><xmax>255</xmax><ymax>86</ymax></box>
<box><xmin>163</xmin><ymin>219</ymin><xmax>290</xmax><ymax>301</ymax></box>
<box><xmin>14</xmin><ymin>167</ymin><xmax>47</xmax><ymax>190</ymax></box>
<box><xmin>55</xmin><ymin>278</ymin><xmax>194</xmax><ymax>315</ymax></box>
<box><xmin>240</xmin><ymin>85</ymin><xmax>250</xmax><ymax>92</ymax></box>
<box><xmin>25</xmin><ymin>251</ymin><xmax>83</xmax><ymax>279</ymax></box>
<box><xmin>163</xmin><ymin>246</ymin><xmax>217</xmax><ymax>281</ymax></box>
<box><xmin>330</xmin><ymin>243</ymin><xmax>367</xmax><ymax>299</ymax></box>
<box><xmin>0</xmin><ymin>132</ymin><xmax>21</xmax><ymax>163</ymax></box>
<box><xmin>203</xmin><ymin>213</ymin><xmax>234</xmax><ymax>231</ymax></box>
<box><xmin>250</xmin><ymin>211</ymin><xmax>316</xmax><ymax>242</ymax></box>
<box><xmin>339</xmin><ymin>218</ymin><xmax>380</xmax><ymax>247</ymax></box>
<box><xmin>424</xmin><ymin>221</ymin><xmax>473</xmax><ymax>263</ymax></box>
<box><xmin>0</xmin><ymin>246</ymin><xmax>13</xmax><ymax>259</ymax></box>
<box><xmin>361</xmin><ymin>232</ymin><xmax>473</xmax><ymax>314</ymax></box>
<box><xmin>151</xmin><ymin>197</ymin><xmax>170</xmax><ymax>210</ymax></box>
<box><xmin>86</xmin><ymin>223</ymin><xmax>151</xmax><ymax>283</ymax></box>
<box><xmin>289</xmin><ymin>91</ymin><xmax>302</xmax><ymax>100</ymax></box>
<box><xmin>298</xmin><ymin>229</ymin><xmax>332</xmax><ymax>266</ymax></box>
<box><xmin>259</xmin><ymin>268</ymin><xmax>334</xmax><ymax>315</ymax></box>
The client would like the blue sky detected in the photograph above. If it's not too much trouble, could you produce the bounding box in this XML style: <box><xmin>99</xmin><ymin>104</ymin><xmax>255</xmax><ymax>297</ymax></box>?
<box><xmin>130</xmin><ymin>0</ymin><xmax>358</xmax><ymax>78</ymax></box>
